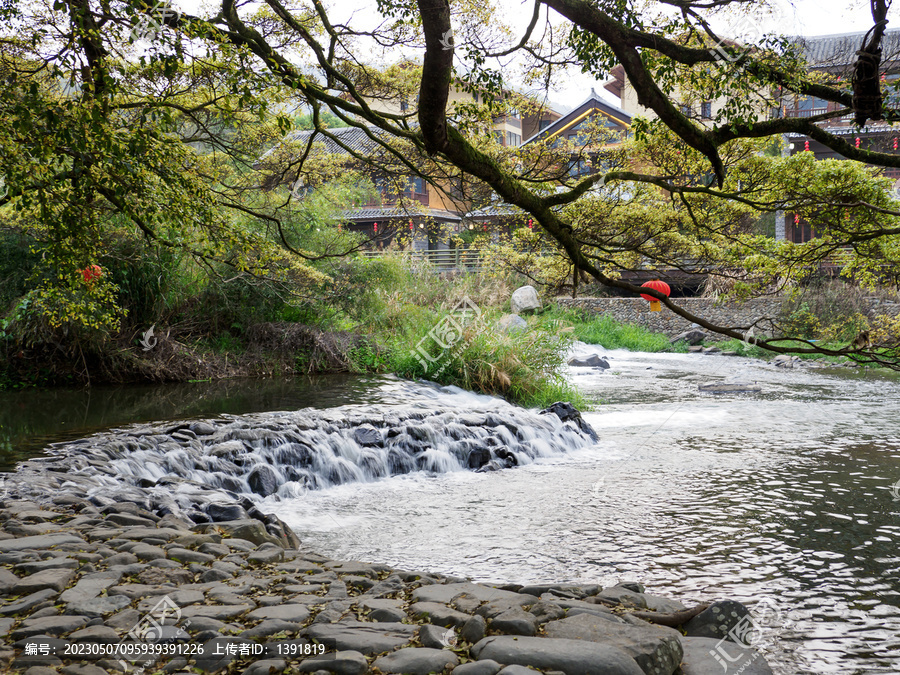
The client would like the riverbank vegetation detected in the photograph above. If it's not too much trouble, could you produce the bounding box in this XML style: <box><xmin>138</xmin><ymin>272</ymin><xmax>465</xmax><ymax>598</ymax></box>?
<box><xmin>3</xmin><ymin>0</ymin><xmax>900</xmax><ymax>398</ymax></box>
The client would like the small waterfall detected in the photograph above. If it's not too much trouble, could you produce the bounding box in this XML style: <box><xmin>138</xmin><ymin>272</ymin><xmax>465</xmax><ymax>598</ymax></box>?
<box><xmin>6</xmin><ymin>385</ymin><xmax>597</xmax><ymax>525</ymax></box>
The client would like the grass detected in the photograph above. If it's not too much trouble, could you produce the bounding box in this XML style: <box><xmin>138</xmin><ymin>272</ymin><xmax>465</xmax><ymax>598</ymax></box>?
<box><xmin>534</xmin><ymin>307</ymin><xmax>688</xmax><ymax>353</ymax></box>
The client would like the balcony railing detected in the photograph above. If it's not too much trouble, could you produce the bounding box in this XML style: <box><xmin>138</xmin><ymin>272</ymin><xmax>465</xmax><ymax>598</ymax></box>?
<box><xmin>360</xmin><ymin>248</ymin><xmax>483</xmax><ymax>271</ymax></box>
<box><xmin>785</xmin><ymin>107</ymin><xmax>828</xmax><ymax>118</ymax></box>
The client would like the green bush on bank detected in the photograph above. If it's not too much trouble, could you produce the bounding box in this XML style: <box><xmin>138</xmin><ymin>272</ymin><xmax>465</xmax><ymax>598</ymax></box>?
<box><xmin>533</xmin><ymin>306</ymin><xmax>689</xmax><ymax>353</ymax></box>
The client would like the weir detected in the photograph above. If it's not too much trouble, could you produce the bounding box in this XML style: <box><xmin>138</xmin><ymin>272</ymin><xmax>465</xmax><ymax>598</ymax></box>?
<box><xmin>3</xmin><ymin>387</ymin><xmax>598</xmax><ymax>528</ymax></box>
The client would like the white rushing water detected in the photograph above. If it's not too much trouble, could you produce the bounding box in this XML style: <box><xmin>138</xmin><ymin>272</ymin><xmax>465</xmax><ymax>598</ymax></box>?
<box><xmin>266</xmin><ymin>347</ymin><xmax>900</xmax><ymax>675</ymax></box>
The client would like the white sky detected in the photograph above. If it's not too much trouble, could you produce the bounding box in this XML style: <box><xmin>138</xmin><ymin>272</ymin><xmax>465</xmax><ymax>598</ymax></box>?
<box><xmin>557</xmin><ymin>0</ymin><xmax>890</xmax><ymax>110</ymax></box>
<box><xmin>187</xmin><ymin>0</ymin><xmax>891</xmax><ymax>110</ymax></box>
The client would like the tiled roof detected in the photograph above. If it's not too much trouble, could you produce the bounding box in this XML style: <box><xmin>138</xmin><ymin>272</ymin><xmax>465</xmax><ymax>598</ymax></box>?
<box><xmin>522</xmin><ymin>89</ymin><xmax>631</xmax><ymax>145</ymax></box>
<box><xmin>258</xmin><ymin>125</ymin><xmax>390</xmax><ymax>162</ymax></box>
<box><xmin>465</xmin><ymin>203</ymin><xmax>523</xmax><ymax>218</ymax></box>
<box><xmin>787</xmin><ymin>122</ymin><xmax>899</xmax><ymax>137</ymax></box>
<box><xmin>793</xmin><ymin>29</ymin><xmax>900</xmax><ymax>68</ymax></box>
<box><xmin>343</xmin><ymin>207</ymin><xmax>461</xmax><ymax>222</ymax></box>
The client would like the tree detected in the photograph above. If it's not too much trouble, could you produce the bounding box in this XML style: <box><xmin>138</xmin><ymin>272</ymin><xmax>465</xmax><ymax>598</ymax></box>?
<box><xmin>2</xmin><ymin>0</ymin><xmax>900</xmax><ymax>365</ymax></box>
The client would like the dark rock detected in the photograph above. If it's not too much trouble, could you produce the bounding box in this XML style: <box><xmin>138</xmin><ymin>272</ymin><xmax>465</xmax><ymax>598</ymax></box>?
<box><xmin>373</xmin><ymin>647</ymin><xmax>459</xmax><ymax>675</ymax></box>
<box><xmin>684</xmin><ymin>600</ymin><xmax>751</xmax><ymax>640</ymax></box>
<box><xmin>353</xmin><ymin>426</ymin><xmax>383</xmax><ymax>447</ymax></box>
<box><xmin>242</xmin><ymin>658</ymin><xmax>286</xmax><ymax>675</ymax></box>
<box><xmin>460</xmin><ymin>614</ymin><xmax>487</xmax><ymax>644</ymax></box>
<box><xmin>414</xmin><ymin>582</ymin><xmax>526</xmax><ymax>605</ymax></box>
<box><xmin>296</xmin><ymin>649</ymin><xmax>368</xmax><ymax>675</ymax></box>
<box><xmin>466</xmin><ymin>446</ymin><xmax>492</xmax><ymax>470</ymax></box>
<box><xmin>679</xmin><ymin>636</ymin><xmax>774</xmax><ymax>675</ymax></box>
<box><xmin>247</xmin><ymin>465</ymin><xmax>281</xmax><ymax>497</ymax></box>
<box><xmin>539</xmin><ymin>402</ymin><xmax>598</xmax><ymax>441</ymax></box>
<box><xmin>11</xmin><ymin>569</ymin><xmax>75</xmax><ymax>595</ymax></box>
<box><xmin>247</xmin><ymin>605</ymin><xmax>310</xmax><ymax>623</ymax></box>
<box><xmin>544</xmin><ymin>612</ymin><xmax>683</xmax><ymax>675</ymax></box>
<box><xmin>451</xmin><ymin>661</ymin><xmax>504</xmax><ymax>675</ymax></box>
<box><xmin>471</xmin><ymin>636</ymin><xmax>643</xmax><ymax>675</ymax></box>
<box><xmin>206</xmin><ymin>503</ymin><xmax>249</xmax><ymax>522</ymax></box>
<box><xmin>304</xmin><ymin>621</ymin><xmax>416</xmax><ymax>654</ymax></box>
<box><xmin>0</xmin><ymin>533</ymin><xmax>85</xmax><ymax>552</ymax></box>
<box><xmin>528</xmin><ymin>601</ymin><xmax>567</xmax><ymax>624</ymax></box>
<box><xmin>567</xmin><ymin>354</ymin><xmax>610</xmax><ymax>369</ymax></box>
<box><xmin>193</xmin><ymin>519</ymin><xmax>282</xmax><ymax>547</ymax></box>
<box><xmin>410</xmin><ymin>601</ymin><xmax>471</xmax><ymax>628</ymax></box>
<box><xmin>11</xmin><ymin>615</ymin><xmax>90</xmax><ymax>639</ymax></box>
<box><xmin>671</xmin><ymin>329</ymin><xmax>707</xmax><ymax>345</ymax></box>
<box><xmin>369</xmin><ymin>606</ymin><xmax>406</xmax><ymax>623</ymax></box>
<box><xmin>490</xmin><ymin>608</ymin><xmax>537</xmax><ymax>636</ymax></box>
<box><xmin>241</xmin><ymin>620</ymin><xmax>302</xmax><ymax>638</ymax></box>
<box><xmin>419</xmin><ymin>623</ymin><xmax>456</xmax><ymax>649</ymax></box>
<box><xmin>0</xmin><ymin>589</ymin><xmax>60</xmax><ymax>616</ymax></box>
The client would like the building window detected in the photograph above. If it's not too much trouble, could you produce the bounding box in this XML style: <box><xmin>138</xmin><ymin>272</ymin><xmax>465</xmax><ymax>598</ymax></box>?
<box><xmin>494</xmin><ymin>130</ymin><xmax>505</xmax><ymax>145</ymax></box>
<box><xmin>539</xmin><ymin>119</ymin><xmax>552</xmax><ymax>131</ymax></box>
<box><xmin>473</xmin><ymin>91</ymin><xmax>479</xmax><ymax>103</ymax></box>
<box><xmin>400</xmin><ymin>99</ymin><xmax>408</xmax><ymax>112</ymax></box>
<box><xmin>409</xmin><ymin>177</ymin><xmax>426</xmax><ymax>194</ymax></box>
<box><xmin>701</xmin><ymin>101</ymin><xmax>712</xmax><ymax>119</ymax></box>
<box><xmin>680</xmin><ymin>103</ymin><xmax>692</xmax><ymax>117</ymax></box>
<box><xmin>506</xmin><ymin>131</ymin><xmax>521</xmax><ymax>147</ymax></box>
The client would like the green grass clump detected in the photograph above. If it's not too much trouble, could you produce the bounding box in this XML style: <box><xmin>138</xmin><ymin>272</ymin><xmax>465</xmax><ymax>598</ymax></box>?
<box><xmin>387</xmin><ymin>311</ymin><xmax>584</xmax><ymax>409</ymax></box>
<box><xmin>535</xmin><ymin>307</ymin><xmax>686</xmax><ymax>353</ymax></box>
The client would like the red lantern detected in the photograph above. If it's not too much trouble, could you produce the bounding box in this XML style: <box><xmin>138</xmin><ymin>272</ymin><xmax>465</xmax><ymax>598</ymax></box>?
<box><xmin>640</xmin><ymin>280</ymin><xmax>670</xmax><ymax>312</ymax></box>
<box><xmin>373</xmin><ymin>222</ymin><xmax>378</xmax><ymax>233</ymax></box>
<box><xmin>409</xmin><ymin>220</ymin><xmax>414</xmax><ymax>231</ymax></box>
<box><xmin>855</xmin><ymin>137</ymin><xmax>861</xmax><ymax>149</ymax></box>
<box><xmin>527</xmin><ymin>219</ymin><xmax>533</xmax><ymax>229</ymax></box>
<box><xmin>804</xmin><ymin>139</ymin><xmax>810</xmax><ymax>151</ymax></box>
<box><xmin>79</xmin><ymin>265</ymin><xmax>102</xmax><ymax>285</ymax></box>
<box><xmin>894</xmin><ymin>138</ymin><xmax>897</xmax><ymax>151</ymax></box>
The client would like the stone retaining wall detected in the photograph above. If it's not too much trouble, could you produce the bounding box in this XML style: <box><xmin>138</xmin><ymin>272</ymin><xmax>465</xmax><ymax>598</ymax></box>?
<box><xmin>556</xmin><ymin>297</ymin><xmax>900</xmax><ymax>340</ymax></box>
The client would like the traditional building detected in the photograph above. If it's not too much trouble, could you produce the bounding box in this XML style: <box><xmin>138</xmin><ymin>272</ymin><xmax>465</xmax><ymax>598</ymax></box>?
<box><xmin>604</xmin><ymin>29</ymin><xmax>900</xmax><ymax>243</ymax></box>
<box><xmin>464</xmin><ymin>89</ymin><xmax>632</xmax><ymax>231</ymax></box>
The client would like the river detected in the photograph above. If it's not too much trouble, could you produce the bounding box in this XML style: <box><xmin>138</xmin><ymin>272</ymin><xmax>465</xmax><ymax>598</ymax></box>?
<box><xmin>2</xmin><ymin>348</ymin><xmax>899</xmax><ymax>674</ymax></box>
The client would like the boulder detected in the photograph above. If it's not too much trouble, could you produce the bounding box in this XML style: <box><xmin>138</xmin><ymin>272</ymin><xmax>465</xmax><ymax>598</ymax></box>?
<box><xmin>413</xmin><ymin>582</ymin><xmax>526</xmax><ymax>605</ymax></box>
<box><xmin>373</xmin><ymin>647</ymin><xmax>459</xmax><ymax>675</ymax></box>
<box><xmin>303</xmin><ymin>621</ymin><xmax>416</xmax><ymax>655</ymax></box>
<box><xmin>568</xmin><ymin>354</ymin><xmax>610</xmax><ymax>369</ymax></box>
<box><xmin>544</xmin><ymin>612</ymin><xmax>683</xmax><ymax>675</ymax></box>
<box><xmin>498</xmin><ymin>314</ymin><xmax>528</xmax><ymax>333</ymax></box>
<box><xmin>679</xmin><ymin>636</ymin><xmax>774</xmax><ymax>675</ymax></box>
<box><xmin>296</xmin><ymin>650</ymin><xmax>368</xmax><ymax>675</ymax></box>
<box><xmin>539</xmin><ymin>401</ymin><xmax>598</xmax><ymax>441</ymax></box>
<box><xmin>193</xmin><ymin>519</ymin><xmax>283</xmax><ymax>547</ymax></box>
<box><xmin>683</xmin><ymin>600</ymin><xmax>751</xmax><ymax>640</ymax></box>
<box><xmin>247</xmin><ymin>465</ymin><xmax>280</xmax><ymax>497</ymax></box>
<box><xmin>670</xmin><ymin>329</ymin><xmax>707</xmax><ymax>345</ymax></box>
<box><xmin>353</xmin><ymin>425</ymin><xmax>383</xmax><ymax>447</ymax></box>
<box><xmin>471</xmin><ymin>636</ymin><xmax>643</xmax><ymax>675</ymax></box>
<box><xmin>510</xmin><ymin>286</ymin><xmax>541</xmax><ymax>315</ymax></box>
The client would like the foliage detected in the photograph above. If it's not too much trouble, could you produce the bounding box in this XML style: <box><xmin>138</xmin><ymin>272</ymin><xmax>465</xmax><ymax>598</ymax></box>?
<box><xmin>535</xmin><ymin>307</ymin><xmax>687</xmax><ymax>353</ymax></box>
<box><xmin>2</xmin><ymin>0</ymin><xmax>900</xmax><ymax>372</ymax></box>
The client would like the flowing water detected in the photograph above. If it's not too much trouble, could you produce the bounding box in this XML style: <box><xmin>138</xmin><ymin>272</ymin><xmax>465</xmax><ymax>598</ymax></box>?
<box><xmin>3</xmin><ymin>350</ymin><xmax>900</xmax><ymax>674</ymax></box>
<box><xmin>260</xmin><ymin>349</ymin><xmax>900</xmax><ymax>675</ymax></box>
